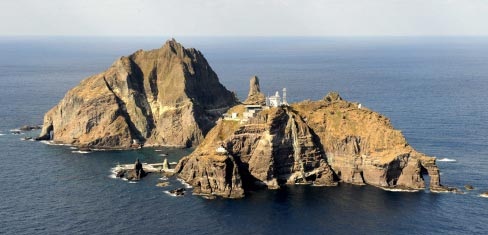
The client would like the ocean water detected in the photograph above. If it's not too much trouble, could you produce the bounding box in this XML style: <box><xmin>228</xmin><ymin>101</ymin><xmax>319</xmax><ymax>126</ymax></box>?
<box><xmin>1</xmin><ymin>37</ymin><xmax>488</xmax><ymax>234</ymax></box>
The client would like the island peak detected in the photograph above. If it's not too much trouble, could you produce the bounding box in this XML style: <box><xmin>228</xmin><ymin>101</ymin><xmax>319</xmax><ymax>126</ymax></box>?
<box><xmin>38</xmin><ymin>39</ymin><xmax>238</xmax><ymax>148</ymax></box>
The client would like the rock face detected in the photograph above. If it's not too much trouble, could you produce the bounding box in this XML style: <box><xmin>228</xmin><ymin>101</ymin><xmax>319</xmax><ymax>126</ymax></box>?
<box><xmin>176</xmin><ymin>104</ymin><xmax>337</xmax><ymax>198</ymax></box>
<box><xmin>243</xmin><ymin>76</ymin><xmax>266</xmax><ymax>105</ymax></box>
<box><xmin>290</xmin><ymin>93</ymin><xmax>445</xmax><ymax>191</ymax></box>
<box><xmin>176</xmin><ymin>89</ymin><xmax>447</xmax><ymax>198</ymax></box>
<box><xmin>38</xmin><ymin>39</ymin><xmax>238</xmax><ymax>148</ymax></box>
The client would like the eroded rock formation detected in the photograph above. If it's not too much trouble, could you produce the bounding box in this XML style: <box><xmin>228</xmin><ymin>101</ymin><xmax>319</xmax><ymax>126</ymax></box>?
<box><xmin>292</xmin><ymin>94</ymin><xmax>445</xmax><ymax>192</ymax></box>
<box><xmin>38</xmin><ymin>39</ymin><xmax>238</xmax><ymax>148</ymax></box>
<box><xmin>243</xmin><ymin>76</ymin><xmax>266</xmax><ymax>105</ymax></box>
<box><xmin>176</xmin><ymin>104</ymin><xmax>338</xmax><ymax>198</ymax></box>
<box><xmin>176</xmin><ymin>87</ymin><xmax>448</xmax><ymax>198</ymax></box>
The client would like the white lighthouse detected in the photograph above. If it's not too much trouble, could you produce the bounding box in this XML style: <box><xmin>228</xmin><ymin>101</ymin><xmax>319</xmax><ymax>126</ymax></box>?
<box><xmin>282</xmin><ymin>88</ymin><xmax>288</xmax><ymax>105</ymax></box>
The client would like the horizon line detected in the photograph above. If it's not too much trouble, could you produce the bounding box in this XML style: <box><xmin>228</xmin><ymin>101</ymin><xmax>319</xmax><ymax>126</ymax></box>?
<box><xmin>1</xmin><ymin>34</ymin><xmax>488</xmax><ymax>38</ymax></box>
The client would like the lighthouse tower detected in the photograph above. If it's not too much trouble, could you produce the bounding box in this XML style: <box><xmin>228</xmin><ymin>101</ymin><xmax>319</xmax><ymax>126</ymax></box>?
<box><xmin>282</xmin><ymin>88</ymin><xmax>288</xmax><ymax>105</ymax></box>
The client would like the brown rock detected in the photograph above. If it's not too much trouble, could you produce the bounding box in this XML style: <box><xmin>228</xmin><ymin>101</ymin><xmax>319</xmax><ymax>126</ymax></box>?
<box><xmin>38</xmin><ymin>39</ymin><xmax>238</xmax><ymax>149</ymax></box>
<box><xmin>177</xmin><ymin>91</ymin><xmax>447</xmax><ymax>198</ymax></box>
<box><xmin>292</xmin><ymin>93</ymin><xmax>445</xmax><ymax>191</ymax></box>
<box><xmin>175</xmin><ymin>153</ymin><xmax>245</xmax><ymax>198</ymax></box>
<box><xmin>156</xmin><ymin>182</ymin><xmax>170</xmax><ymax>187</ymax></box>
<box><xmin>243</xmin><ymin>76</ymin><xmax>266</xmax><ymax>105</ymax></box>
<box><xmin>176</xmin><ymin>105</ymin><xmax>337</xmax><ymax>198</ymax></box>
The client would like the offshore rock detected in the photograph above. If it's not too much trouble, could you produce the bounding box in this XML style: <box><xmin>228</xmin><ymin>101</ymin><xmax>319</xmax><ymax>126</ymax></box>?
<box><xmin>243</xmin><ymin>76</ymin><xmax>266</xmax><ymax>106</ymax></box>
<box><xmin>176</xmin><ymin>91</ymin><xmax>447</xmax><ymax>198</ymax></box>
<box><xmin>38</xmin><ymin>39</ymin><xmax>238</xmax><ymax>149</ymax></box>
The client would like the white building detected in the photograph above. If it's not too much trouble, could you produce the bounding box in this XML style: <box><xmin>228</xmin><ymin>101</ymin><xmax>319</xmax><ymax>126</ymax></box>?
<box><xmin>216</xmin><ymin>145</ymin><xmax>228</xmax><ymax>154</ymax></box>
<box><xmin>268</xmin><ymin>91</ymin><xmax>281</xmax><ymax>107</ymax></box>
<box><xmin>267</xmin><ymin>88</ymin><xmax>288</xmax><ymax>107</ymax></box>
<box><xmin>243</xmin><ymin>105</ymin><xmax>262</xmax><ymax>119</ymax></box>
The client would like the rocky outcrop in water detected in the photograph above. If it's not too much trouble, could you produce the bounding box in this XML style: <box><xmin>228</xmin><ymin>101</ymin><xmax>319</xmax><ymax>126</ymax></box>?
<box><xmin>38</xmin><ymin>39</ymin><xmax>238</xmax><ymax>148</ymax></box>
<box><xmin>176</xmin><ymin>84</ymin><xmax>448</xmax><ymax>198</ymax></box>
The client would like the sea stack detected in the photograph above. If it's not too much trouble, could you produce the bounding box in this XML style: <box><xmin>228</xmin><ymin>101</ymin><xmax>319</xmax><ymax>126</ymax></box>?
<box><xmin>38</xmin><ymin>39</ymin><xmax>238</xmax><ymax>148</ymax></box>
<box><xmin>175</xmin><ymin>77</ymin><xmax>449</xmax><ymax>198</ymax></box>
<box><xmin>243</xmin><ymin>76</ymin><xmax>266</xmax><ymax>106</ymax></box>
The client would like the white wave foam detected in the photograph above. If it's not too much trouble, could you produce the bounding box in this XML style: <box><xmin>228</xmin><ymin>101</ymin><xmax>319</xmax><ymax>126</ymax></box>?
<box><xmin>381</xmin><ymin>187</ymin><xmax>419</xmax><ymax>192</ymax></box>
<box><xmin>0</xmin><ymin>133</ymin><xmax>5</xmax><ymax>136</ymax></box>
<box><xmin>109</xmin><ymin>173</ymin><xmax>117</xmax><ymax>179</ymax></box>
<box><xmin>479</xmin><ymin>194</ymin><xmax>488</xmax><ymax>198</ymax></box>
<box><xmin>163</xmin><ymin>191</ymin><xmax>177</xmax><ymax>197</ymax></box>
<box><xmin>71</xmin><ymin>150</ymin><xmax>91</xmax><ymax>154</ymax></box>
<box><xmin>155</xmin><ymin>149</ymin><xmax>163</xmax><ymax>152</ymax></box>
<box><xmin>69</xmin><ymin>147</ymin><xmax>77</xmax><ymax>150</ymax></box>
<box><xmin>109</xmin><ymin>167</ymin><xmax>119</xmax><ymax>179</ymax></box>
<box><xmin>177</xmin><ymin>178</ymin><xmax>193</xmax><ymax>188</ymax></box>
<box><xmin>128</xmin><ymin>181</ymin><xmax>137</xmax><ymax>184</ymax></box>
<box><xmin>159</xmin><ymin>176</ymin><xmax>168</xmax><ymax>181</ymax></box>
<box><xmin>438</xmin><ymin>158</ymin><xmax>456</xmax><ymax>162</ymax></box>
<box><xmin>40</xmin><ymin>141</ymin><xmax>71</xmax><ymax>146</ymax></box>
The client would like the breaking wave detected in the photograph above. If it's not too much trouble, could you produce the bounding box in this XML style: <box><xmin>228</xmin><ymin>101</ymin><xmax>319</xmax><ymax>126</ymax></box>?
<box><xmin>177</xmin><ymin>178</ymin><xmax>192</xmax><ymax>188</ymax></box>
<box><xmin>438</xmin><ymin>158</ymin><xmax>456</xmax><ymax>162</ymax></box>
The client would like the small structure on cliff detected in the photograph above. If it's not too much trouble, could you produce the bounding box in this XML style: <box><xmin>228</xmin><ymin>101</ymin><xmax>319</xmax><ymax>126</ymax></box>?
<box><xmin>266</xmin><ymin>88</ymin><xmax>288</xmax><ymax>107</ymax></box>
<box><xmin>243</xmin><ymin>105</ymin><xmax>263</xmax><ymax>120</ymax></box>
<box><xmin>268</xmin><ymin>91</ymin><xmax>281</xmax><ymax>107</ymax></box>
<box><xmin>216</xmin><ymin>145</ymin><xmax>228</xmax><ymax>155</ymax></box>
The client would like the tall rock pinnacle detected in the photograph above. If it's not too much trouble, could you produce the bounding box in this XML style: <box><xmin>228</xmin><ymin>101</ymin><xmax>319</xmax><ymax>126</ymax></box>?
<box><xmin>244</xmin><ymin>76</ymin><xmax>266</xmax><ymax>105</ymax></box>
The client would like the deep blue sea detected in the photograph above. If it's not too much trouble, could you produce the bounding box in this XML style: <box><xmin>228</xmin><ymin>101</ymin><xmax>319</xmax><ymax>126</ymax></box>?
<box><xmin>1</xmin><ymin>37</ymin><xmax>487</xmax><ymax>234</ymax></box>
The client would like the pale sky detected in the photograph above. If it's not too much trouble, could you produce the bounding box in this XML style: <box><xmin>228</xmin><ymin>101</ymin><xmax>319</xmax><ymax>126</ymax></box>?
<box><xmin>1</xmin><ymin>0</ymin><xmax>488</xmax><ymax>36</ymax></box>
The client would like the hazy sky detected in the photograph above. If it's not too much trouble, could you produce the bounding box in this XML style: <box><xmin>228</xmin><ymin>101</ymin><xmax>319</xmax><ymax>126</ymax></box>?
<box><xmin>1</xmin><ymin>0</ymin><xmax>488</xmax><ymax>36</ymax></box>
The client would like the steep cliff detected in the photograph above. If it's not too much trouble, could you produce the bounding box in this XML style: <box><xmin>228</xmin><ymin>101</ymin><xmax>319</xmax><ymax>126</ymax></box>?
<box><xmin>291</xmin><ymin>92</ymin><xmax>445</xmax><ymax>192</ymax></box>
<box><xmin>176</xmin><ymin>88</ymin><xmax>448</xmax><ymax>198</ymax></box>
<box><xmin>38</xmin><ymin>39</ymin><xmax>238</xmax><ymax>148</ymax></box>
<box><xmin>175</xmin><ymin>104</ymin><xmax>337</xmax><ymax>198</ymax></box>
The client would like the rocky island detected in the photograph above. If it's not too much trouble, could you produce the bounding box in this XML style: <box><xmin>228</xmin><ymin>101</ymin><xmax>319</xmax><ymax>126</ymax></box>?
<box><xmin>39</xmin><ymin>39</ymin><xmax>451</xmax><ymax>198</ymax></box>
<box><xmin>38</xmin><ymin>39</ymin><xmax>238</xmax><ymax>148</ymax></box>
<box><xmin>175</xmin><ymin>77</ymin><xmax>450</xmax><ymax>198</ymax></box>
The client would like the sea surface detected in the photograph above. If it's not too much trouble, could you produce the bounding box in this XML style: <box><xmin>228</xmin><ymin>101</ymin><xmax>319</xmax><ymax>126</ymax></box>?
<box><xmin>0</xmin><ymin>37</ymin><xmax>487</xmax><ymax>234</ymax></box>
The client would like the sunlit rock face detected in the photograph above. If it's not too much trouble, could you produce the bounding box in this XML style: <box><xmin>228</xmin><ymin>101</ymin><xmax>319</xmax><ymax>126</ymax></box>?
<box><xmin>38</xmin><ymin>39</ymin><xmax>238</xmax><ymax>148</ymax></box>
